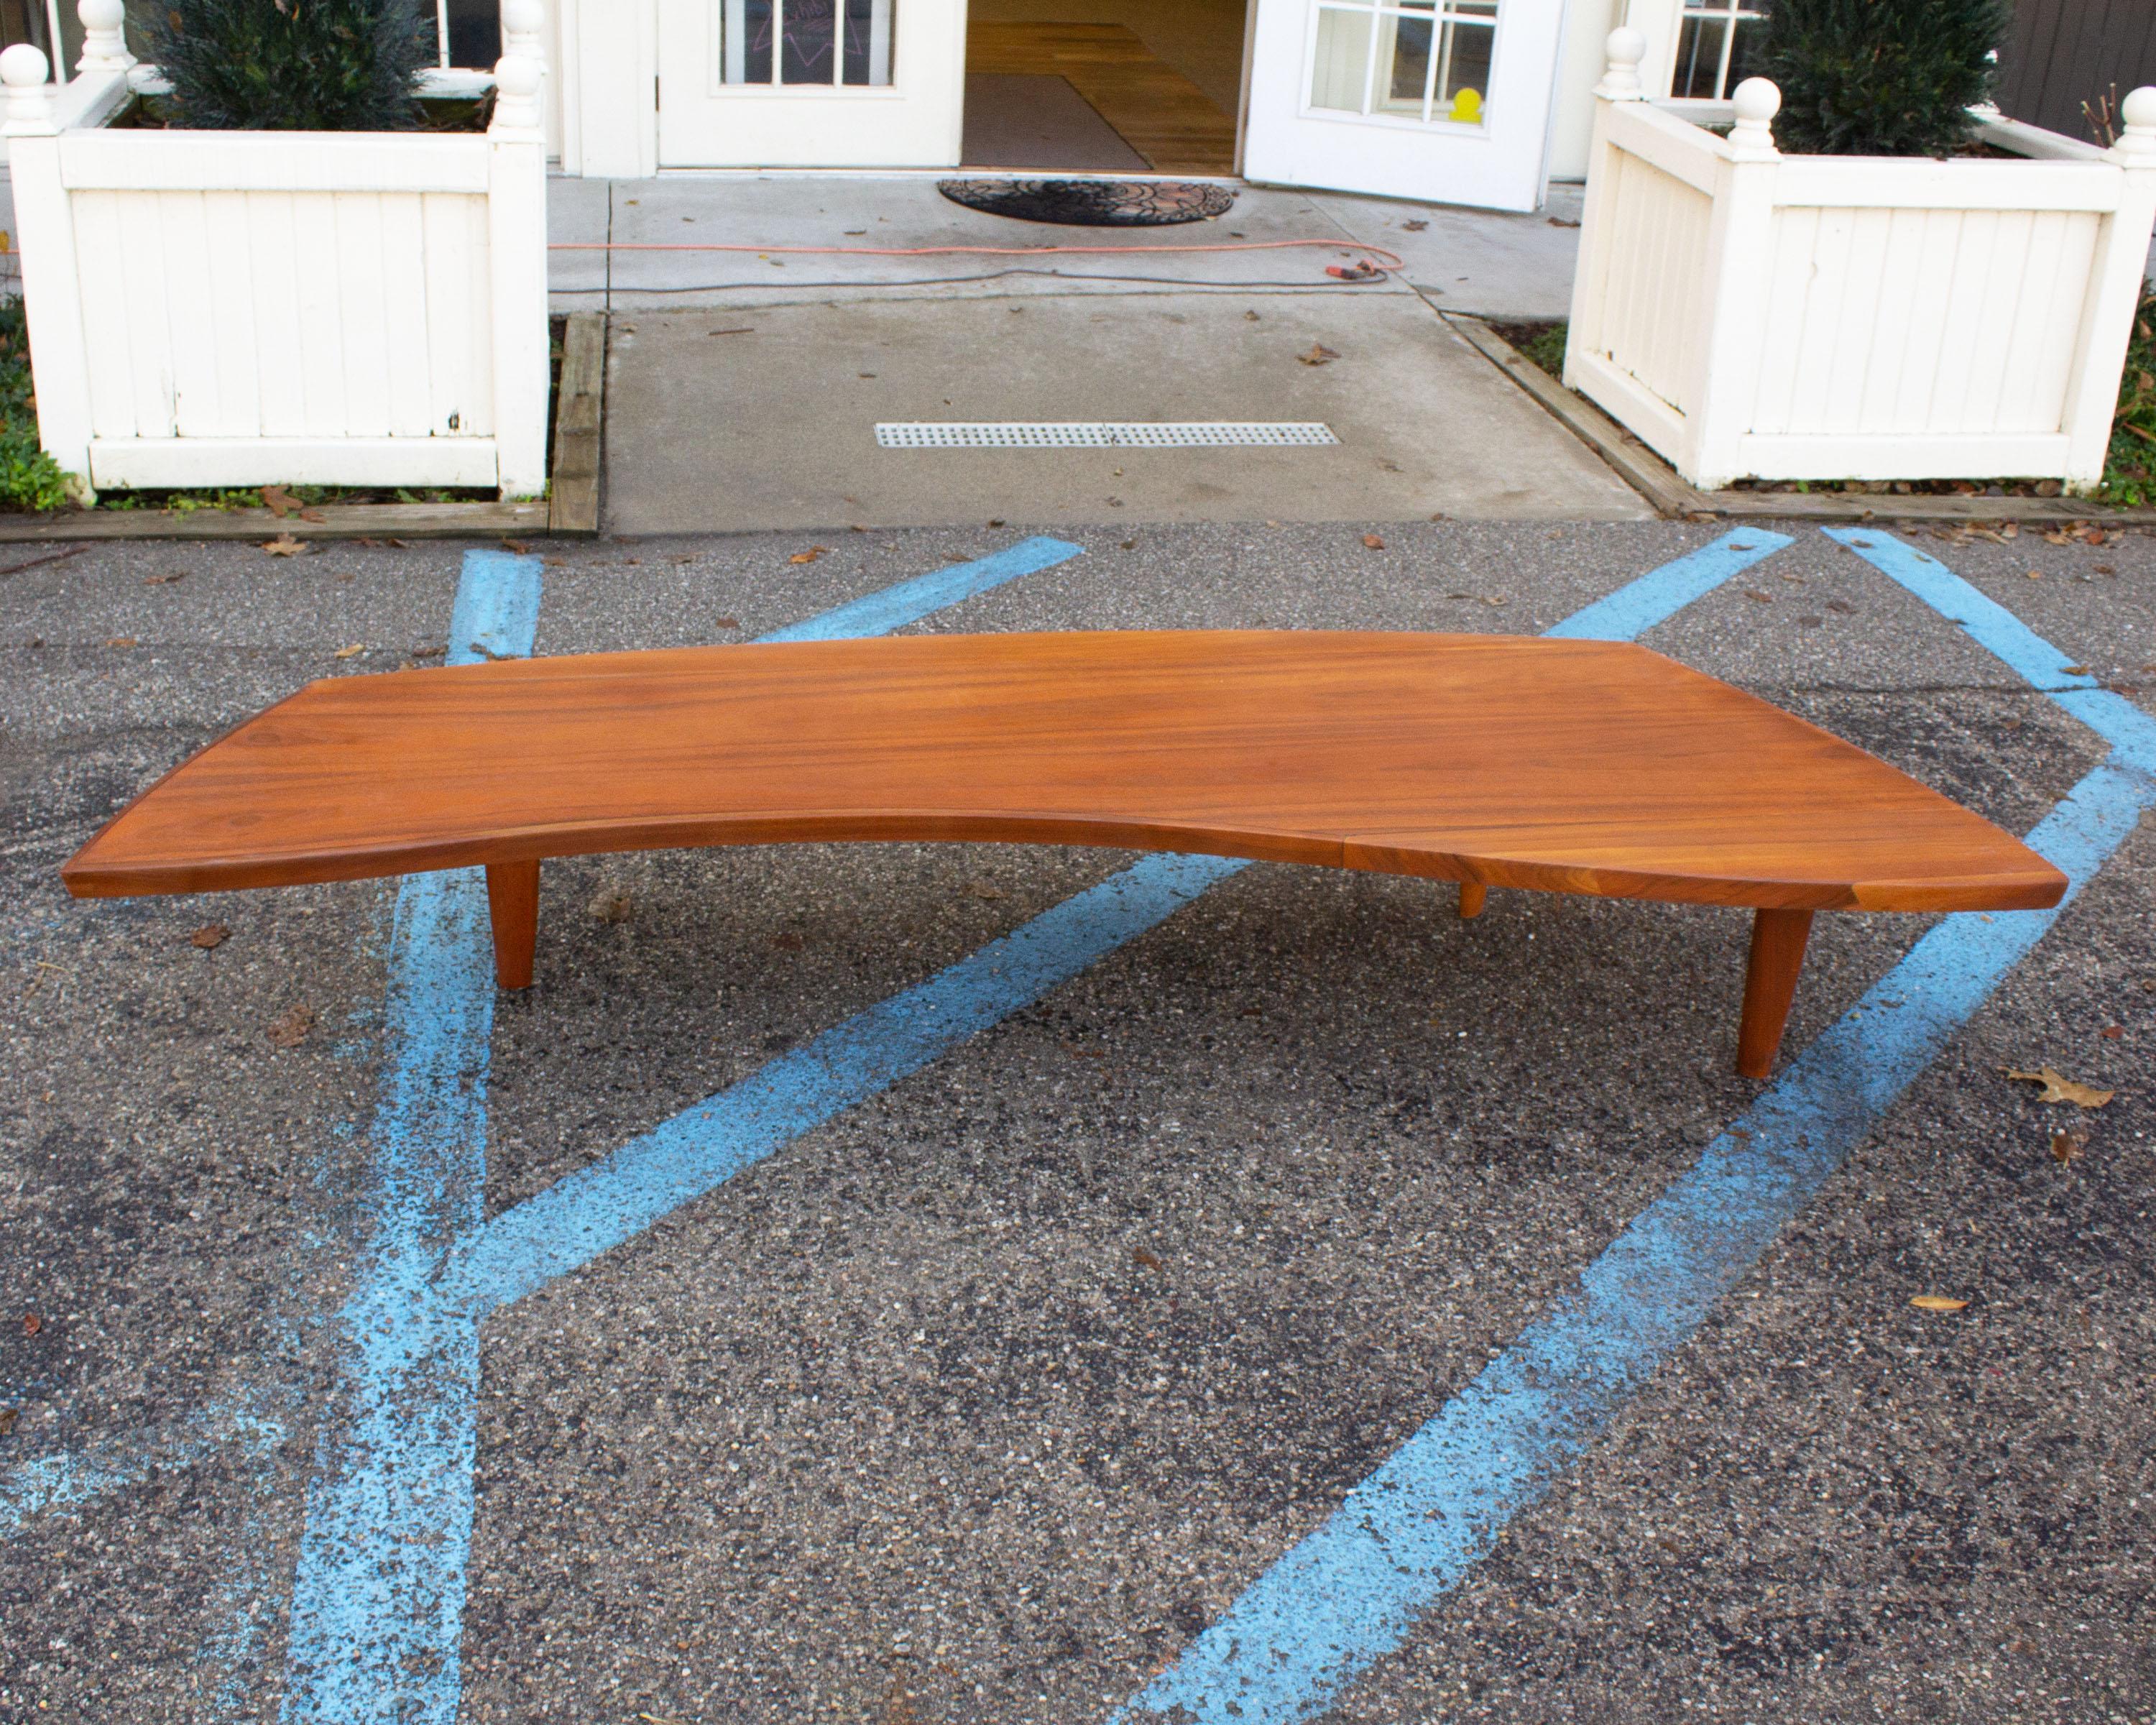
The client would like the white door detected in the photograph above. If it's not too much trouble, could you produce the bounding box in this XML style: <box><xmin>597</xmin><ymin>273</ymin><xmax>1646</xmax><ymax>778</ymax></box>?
<box><xmin>1243</xmin><ymin>0</ymin><xmax>1565</xmax><ymax>212</ymax></box>
<box><xmin>657</xmin><ymin>0</ymin><xmax>968</xmax><ymax>167</ymax></box>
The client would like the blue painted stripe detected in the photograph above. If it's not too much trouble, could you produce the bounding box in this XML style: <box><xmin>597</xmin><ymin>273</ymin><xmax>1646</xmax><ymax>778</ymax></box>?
<box><xmin>0</xmin><ymin>1399</ymin><xmax>286</xmax><ymax>1538</ymax></box>
<box><xmin>448</xmin><ymin>852</ymin><xmax>1245</xmax><ymax>1314</ymax></box>
<box><xmin>1823</xmin><ymin>528</ymin><xmax>2156</xmax><ymax>773</ymax></box>
<box><xmin>280</xmin><ymin>551</ymin><xmax>542</xmax><ymax>1725</ymax></box>
<box><xmin>1544</xmin><ymin>528</ymin><xmax>1793</xmax><ymax>640</ymax></box>
<box><xmin>1115</xmin><ymin>756</ymin><xmax>2150</xmax><ymax>1725</ymax></box>
<box><xmin>755</xmin><ymin>535</ymin><xmax>1084</xmax><ymax>643</ymax></box>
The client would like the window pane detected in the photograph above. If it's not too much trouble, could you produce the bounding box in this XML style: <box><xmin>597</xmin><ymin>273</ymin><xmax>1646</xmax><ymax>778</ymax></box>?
<box><xmin>721</xmin><ymin>0</ymin><xmax>775</xmax><ymax>83</ymax></box>
<box><xmin>444</xmin><ymin>0</ymin><xmax>499</xmax><ymax>69</ymax></box>
<box><xmin>1437</xmin><ymin>16</ymin><xmax>1491</xmax><ymax>121</ymax></box>
<box><xmin>840</xmin><ymin>0</ymin><xmax>893</xmax><ymax>84</ymax></box>
<box><xmin>779</xmin><ymin>0</ymin><xmax>837</xmax><ymax>83</ymax></box>
<box><xmin>1672</xmin><ymin>15</ymin><xmax>1726</xmax><ymax>100</ymax></box>
<box><xmin>1383</xmin><ymin>13</ymin><xmax>1433</xmax><ymax>112</ymax></box>
<box><xmin>1725</xmin><ymin>14</ymin><xmax>1764</xmax><ymax>92</ymax></box>
<box><xmin>1309</xmin><ymin>5</ymin><xmax>1375</xmax><ymax>114</ymax></box>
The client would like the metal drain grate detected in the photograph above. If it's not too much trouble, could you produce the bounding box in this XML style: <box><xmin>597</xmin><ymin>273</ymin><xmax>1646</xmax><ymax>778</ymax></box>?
<box><xmin>875</xmin><ymin>421</ymin><xmax>1340</xmax><ymax>449</ymax></box>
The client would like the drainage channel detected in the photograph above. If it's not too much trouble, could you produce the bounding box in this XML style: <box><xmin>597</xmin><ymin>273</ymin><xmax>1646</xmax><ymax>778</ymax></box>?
<box><xmin>875</xmin><ymin>421</ymin><xmax>1340</xmax><ymax>448</ymax></box>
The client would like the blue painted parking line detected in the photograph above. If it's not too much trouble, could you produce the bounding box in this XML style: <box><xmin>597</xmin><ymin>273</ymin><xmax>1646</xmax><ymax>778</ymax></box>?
<box><xmin>1111</xmin><ymin>529</ymin><xmax>2154</xmax><ymax>1725</ymax></box>
<box><xmin>1544</xmin><ymin>528</ymin><xmax>1793</xmax><ymax>640</ymax></box>
<box><xmin>0</xmin><ymin>1395</ymin><xmax>287</xmax><ymax>1538</ymax></box>
<box><xmin>755</xmin><ymin>535</ymin><xmax>1084</xmax><ymax>643</ymax></box>
<box><xmin>281</xmin><ymin>553</ymin><xmax>545</xmax><ymax>1725</ymax></box>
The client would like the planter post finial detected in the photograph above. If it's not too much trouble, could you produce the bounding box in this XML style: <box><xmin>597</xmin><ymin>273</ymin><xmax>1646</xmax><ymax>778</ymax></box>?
<box><xmin>0</xmin><ymin>44</ymin><xmax>55</xmax><ymax>135</ymax></box>
<box><xmin>75</xmin><ymin>0</ymin><xmax>135</xmax><ymax>74</ymax></box>
<box><xmin>1596</xmin><ymin>28</ymin><xmax>1647</xmax><ymax>102</ymax></box>
<box><xmin>1728</xmin><ymin>78</ymin><xmax>1781</xmax><ymax>158</ymax></box>
<box><xmin>2111</xmin><ymin>87</ymin><xmax>2156</xmax><ymax>166</ymax></box>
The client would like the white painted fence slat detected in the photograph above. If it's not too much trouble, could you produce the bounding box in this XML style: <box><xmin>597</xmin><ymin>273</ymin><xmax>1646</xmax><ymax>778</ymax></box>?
<box><xmin>115</xmin><ymin>190</ymin><xmax>178</xmax><ymax>438</ymax></box>
<box><xmin>204</xmin><ymin>191</ymin><xmax>265</xmax><ymax>440</ymax></box>
<box><xmin>379</xmin><ymin>195</ymin><xmax>435</xmax><ymax>438</ymax></box>
<box><xmin>420</xmin><ymin>191</ymin><xmax>479</xmax><ymax>437</ymax></box>
<box><xmin>246</xmin><ymin>193</ymin><xmax>310</xmax><ymax>440</ymax></box>
<box><xmin>68</xmin><ymin>190</ymin><xmax>137</xmax><ymax>441</ymax></box>
<box><xmin>59</xmin><ymin>132</ymin><xmax>491</xmax><ymax>193</ymax></box>
<box><xmin>290</xmin><ymin>193</ymin><xmax>350</xmax><ymax>440</ymax></box>
<box><xmin>159</xmin><ymin>192</ymin><xmax>224</xmax><ymax>437</ymax></box>
<box><xmin>333</xmin><ymin>193</ymin><xmax>395</xmax><ymax>438</ymax></box>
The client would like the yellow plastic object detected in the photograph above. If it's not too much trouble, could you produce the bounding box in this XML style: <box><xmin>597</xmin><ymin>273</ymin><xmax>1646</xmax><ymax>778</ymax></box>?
<box><xmin>1452</xmin><ymin>87</ymin><xmax>1483</xmax><ymax>124</ymax></box>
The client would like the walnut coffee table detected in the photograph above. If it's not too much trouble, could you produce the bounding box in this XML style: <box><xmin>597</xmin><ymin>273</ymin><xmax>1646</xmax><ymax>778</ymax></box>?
<box><xmin>63</xmin><ymin>632</ymin><xmax>2065</xmax><ymax>1077</ymax></box>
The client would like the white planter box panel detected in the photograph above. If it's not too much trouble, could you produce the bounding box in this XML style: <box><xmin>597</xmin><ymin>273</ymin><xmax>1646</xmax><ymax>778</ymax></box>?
<box><xmin>1564</xmin><ymin>34</ymin><xmax>2156</xmax><ymax>492</ymax></box>
<box><xmin>2</xmin><ymin>31</ymin><xmax>552</xmax><ymax>500</ymax></box>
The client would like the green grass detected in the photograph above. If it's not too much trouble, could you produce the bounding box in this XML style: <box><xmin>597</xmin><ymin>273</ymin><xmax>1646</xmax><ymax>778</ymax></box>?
<box><xmin>2099</xmin><ymin>290</ymin><xmax>2156</xmax><ymax>507</ymax></box>
<box><xmin>0</xmin><ymin>298</ymin><xmax>78</xmax><ymax>514</ymax></box>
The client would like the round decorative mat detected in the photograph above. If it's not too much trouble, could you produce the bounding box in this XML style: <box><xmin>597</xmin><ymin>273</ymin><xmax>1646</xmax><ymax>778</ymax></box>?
<box><xmin>936</xmin><ymin>178</ymin><xmax>1236</xmax><ymax>227</ymax></box>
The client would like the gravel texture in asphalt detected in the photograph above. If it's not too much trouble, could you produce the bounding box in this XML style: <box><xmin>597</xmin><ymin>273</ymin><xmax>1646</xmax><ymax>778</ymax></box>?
<box><xmin>2</xmin><ymin>520</ymin><xmax>2150</xmax><ymax>1724</ymax></box>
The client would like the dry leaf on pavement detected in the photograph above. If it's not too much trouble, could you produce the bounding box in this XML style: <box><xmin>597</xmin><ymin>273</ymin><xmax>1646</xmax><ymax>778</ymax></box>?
<box><xmin>190</xmin><ymin>924</ymin><xmax>230</xmax><ymax>949</ymax></box>
<box><xmin>1297</xmin><ymin>343</ymin><xmax>1341</xmax><ymax>366</ymax></box>
<box><xmin>267</xmin><ymin>1003</ymin><xmax>316</xmax><ymax>1048</ymax></box>
<box><xmin>262</xmin><ymin>534</ymin><xmax>307</xmax><ymax>557</ymax></box>
<box><xmin>502</xmin><ymin>538</ymin><xmax>533</xmax><ymax>554</ymax></box>
<box><xmin>2006</xmin><ymin>1066</ymin><xmax>2114</xmax><ymax>1108</ymax></box>
<box><xmin>261</xmin><ymin>483</ymin><xmax>298</xmax><ymax>519</ymax></box>
<box><xmin>1362</xmin><ymin>533</ymin><xmax>1386</xmax><ymax>550</ymax></box>
<box><xmin>333</xmin><ymin>644</ymin><xmax>365</xmax><ymax>659</ymax></box>
<box><xmin>789</xmin><ymin>546</ymin><xmax>831</xmax><ymax>564</ymax></box>
<box><xmin>2050</xmin><ymin>1129</ymin><xmax>2089</xmax><ymax>1164</ymax></box>
<box><xmin>589</xmin><ymin>888</ymin><xmax>633</xmax><ymax>924</ymax></box>
<box><xmin>1911</xmin><ymin>1295</ymin><xmax>1968</xmax><ymax>1312</ymax></box>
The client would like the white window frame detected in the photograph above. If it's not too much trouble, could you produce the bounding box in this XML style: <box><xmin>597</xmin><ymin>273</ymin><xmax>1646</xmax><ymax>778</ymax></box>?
<box><xmin>1669</xmin><ymin>0</ymin><xmax>1766</xmax><ymax>101</ymax></box>
<box><xmin>1305</xmin><ymin>0</ymin><xmax>1499</xmax><ymax>129</ymax></box>
<box><xmin>715</xmin><ymin>0</ymin><xmax>895</xmax><ymax>89</ymax></box>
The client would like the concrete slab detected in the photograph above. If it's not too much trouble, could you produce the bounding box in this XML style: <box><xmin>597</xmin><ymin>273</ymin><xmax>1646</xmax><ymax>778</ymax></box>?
<box><xmin>600</xmin><ymin>290</ymin><xmax>1649</xmax><ymax>532</ymax></box>
<box><xmin>595</xmin><ymin>175</ymin><xmax>1404</xmax><ymax>309</ymax></box>
<box><xmin>545</xmin><ymin>171</ymin><xmax>612</xmax><ymax>312</ymax></box>
<box><xmin>1310</xmin><ymin>180</ymin><xmax>1586</xmax><ymax>319</ymax></box>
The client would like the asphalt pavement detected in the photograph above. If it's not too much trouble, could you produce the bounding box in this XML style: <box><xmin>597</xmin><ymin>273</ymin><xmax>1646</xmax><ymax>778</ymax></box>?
<box><xmin>3</xmin><ymin>518</ymin><xmax>2151</xmax><ymax>1725</ymax></box>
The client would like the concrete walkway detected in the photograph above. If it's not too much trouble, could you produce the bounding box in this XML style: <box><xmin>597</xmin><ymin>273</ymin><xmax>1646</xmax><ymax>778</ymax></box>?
<box><xmin>553</xmin><ymin>175</ymin><xmax>1636</xmax><ymax>533</ymax></box>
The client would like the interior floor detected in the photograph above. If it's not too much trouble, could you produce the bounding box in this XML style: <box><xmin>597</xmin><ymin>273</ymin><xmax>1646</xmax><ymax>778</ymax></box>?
<box><xmin>962</xmin><ymin>0</ymin><xmax>1245</xmax><ymax>175</ymax></box>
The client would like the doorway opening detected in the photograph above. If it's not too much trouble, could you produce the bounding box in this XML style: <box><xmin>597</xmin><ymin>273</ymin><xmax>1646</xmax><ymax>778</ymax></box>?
<box><xmin>959</xmin><ymin>0</ymin><xmax>1246</xmax><ymax>175</ymax></box>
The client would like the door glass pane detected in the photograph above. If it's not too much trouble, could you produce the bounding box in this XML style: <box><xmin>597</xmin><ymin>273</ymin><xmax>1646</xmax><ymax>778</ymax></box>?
<box><xmin>719</xmin><ymin>0</ymin><xmax>891</xmax><ymax>86</ymax></box>
<box><xmin>1308</xmin><ymin>0</ymin><xmax>1496</xmax><ymax>124</ymax></box>
<box><xmin>1310</xmin><ymin>4</ymin><xmax>1376</xmax><ymax>114</ymax></box>
<box><xmin>443</xmin><ymin>0</ymin><xmax>499</xmax><ymax>69</ymax></box>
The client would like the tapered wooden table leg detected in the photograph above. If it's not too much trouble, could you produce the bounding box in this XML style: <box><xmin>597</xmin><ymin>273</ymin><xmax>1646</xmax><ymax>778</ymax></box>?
<box><xmin>1736</xmin><ymin>907</ymin><xmax>1813</xmax><ymax>1079</ymax></box>
<box><xmin>486</xmin><ymin>860</ymin><xmax>540</xmax><ymax>990</ymax></box>
<box><xmin>1457</xmin><ymin>881</ymin><xmax>1487</xmax><ymax>919</ymax></box>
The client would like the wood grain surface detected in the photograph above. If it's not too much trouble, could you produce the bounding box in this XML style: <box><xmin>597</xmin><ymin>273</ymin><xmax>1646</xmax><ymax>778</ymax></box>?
<box><xmin>966</xmin><ymin>22</ymin><xmax>1238</xmax><ymax>175</ymax></box>
<box><xmin>63</xmin><ymin>631</ymin><xmax>2065</xmax><ymax>916</ymax></box>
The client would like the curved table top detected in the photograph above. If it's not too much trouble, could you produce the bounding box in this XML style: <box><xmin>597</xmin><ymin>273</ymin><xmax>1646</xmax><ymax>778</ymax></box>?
<box><xmin>63</xmin><ymin>630</ymin><xmax>2065</xmax><ymax>913</ymax></box>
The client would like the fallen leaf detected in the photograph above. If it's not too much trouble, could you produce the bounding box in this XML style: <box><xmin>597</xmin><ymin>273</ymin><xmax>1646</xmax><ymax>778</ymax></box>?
<box><xmin>261</xmin><ymin>483</ymin><xmax>298</xmax><ymax>518</ymax></box>
<box><xmin>502</xmin><ymin>538</ymin><xmax>532</xmax><ymax>554</ymax></box>
<box><xmin>1062</xmin><ymin>1042</ymin><xmax>1107</xmax><ymax>1059</ymax></box>
<box><xmin>356</xmin><ymin>536</ymin><xmax>382</xmax><ymax>548</ymax></box>
<box><xmin>299</xmin><ymin>507</ymin><xmax>326</xmax><ymax>523</ymax></box>
<box><xmin>589</xmin><ymin>888</ymin><xmax>633</xmax><ymax>924</ymax></box>
<box><xmin>21</xmin><ymin>1312</ymin><xmax>41</xmax><ymax>1338</ymax></box>
<box><xmin>712</xmin><ymin>615</ymin><xmax>740</xmax><ymax>630</ymax></box>
<box><xmin>1826</xmin><ymin>599</ymin><xmax>1855</xmax><ymax>614</ymax></box>
<box><xmin>1999</xmin><ymin>521</ymin><xmax>2020</xmax><ymax>539</ymax></box>
<box><xmin>105</xmin><ymin>636</ymin><xmax>139</xmax><ymax>648</ymax></box>
<box><xmin>1401</xmin><ymin>218</ymin><xmax>1428</xmax><ymax>231</ymax></box>
<box><xmin>142</xmin><ymin>571</ymin><xmax>185</xmax><ymax>585</ymax></box>
<box><xmin>190</xmin><ymin>924</ymin><xmax>231</xmax><ymax>949</ymax></box>
<box><xmin>1297</xmin><ymin>343</ymin><xmax>1341</xmax><ymax>367</ymax></box>
<box><xmin>262</xmin><ymin>534</ymin><xmax>306</xmax><ymax>557</ymax></box>
<box><xmin>1744</xmin><ymin>589</ymin><xmax>1773</xmax><ymax>603</ymax></box>
<box><xmin>1120</xmin><ymin>538</ymin><xmax>1137</xmax><ymax>550</ymax></box>
<box><xmin>0</xmin><ymin>1407</ymin><xmax>14</xmax><ymax>1435</ymax></box>
<box><xmin>2006</xmin><ymin>1066</ymin><xmax>2114</xmax><ymax>1108</ymax></box>
<box><xmin>1362</xmin><ymin>533</ymin><xmax>1386</xmax><ymax>551</ymax></box>
<box><xmin>768</xmin><ymin>930</ymin><xmax>805</xmax><ymax>951</ymax></box>
<box><xmin>1910</xmin><ymin>1295</ymin><xmax>1968</xmax><ymax>1312</ymax></box>
<box><xmin>1547</xmin><ymin>215</ymin><xmax>1581</xmax><ymax>228</ymax></box>
<box><xmin>2042</xmin><ymin>528</ymin><xmax>2074</xmax><ymax>545</ymax></box>
<box><xmin>410</xmin><ymin>644</ymin><xmax>447</xmax><ymax>659</ymax></box>
<box><xmin>267</xmin><ymin>1003</ymin><xmax>316</xmax><ymax>1048</ymax></box>
<box><xmin>2100</xmin><ymin>1024</ymin><xmax>2123</xmax><ymax>1040</ymax></box>
<box><xmin>1133</xmin><ymin>1245</ymin><xmax>1164</xmax><ymax>1270</ymax></box>
<box><xmin>962</xmin><ymin>882</ymin><xmax>1007</xmax><ymax>901</ymax></box>
<box><xmin>2050</xmin><ymin>1128</ymin><xmax>2089</xmax><ymax>1164</ymax></box>
<box><xmin>385</xmin><ymin>537</ymin><xmax>409</xmax><ymax>548</ymax></box>
<box><xmin>2024</xmin><ymin>569</ymin><xmax>2044</xmax><ymax>580</ymax></box>
<box><xmin>789</xmin><ymin>546</ymin><xmax>831</xmax><ymax>564</ymax></box>
<box><xmin>333</xmin><ymin>643</ymin><xmax>365</xmax><ymax>660</ymax></box>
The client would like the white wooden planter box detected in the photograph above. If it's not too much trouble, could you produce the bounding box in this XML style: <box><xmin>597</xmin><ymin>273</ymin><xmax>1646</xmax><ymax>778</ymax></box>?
<box><xmin>0</xmin><ymin>4</ymin><xmax>550</xmax><ymax>500</ymax></box>
<box><xmin>1565</xmin><ymin>29</ymin><xmax>2156</xmax><ymax>493</ymax></box>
